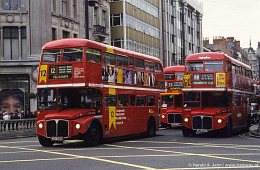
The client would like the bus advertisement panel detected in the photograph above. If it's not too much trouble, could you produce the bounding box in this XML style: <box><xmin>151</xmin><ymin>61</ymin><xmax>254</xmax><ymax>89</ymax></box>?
<box><xmin>36</xmin><ymin>38</ymin><xmax>165</xmax><ymax>147</ymax></box>
<box><xmin>160</xmin><ymin>66</ymin><xmax>184</xmax><ymax>128</ymax></box>
<box><xmin>182</xmin><ymin>52</ymin><xmax>254</xmax><ymax>137</ymax></box>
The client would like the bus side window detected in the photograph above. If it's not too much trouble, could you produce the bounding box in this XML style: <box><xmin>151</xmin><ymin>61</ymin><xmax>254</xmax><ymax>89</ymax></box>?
<box><xmin>155</xmin><ymin>63</ymin><xmax>163</xmax><ymax>73</ymax></box>
<box><xmin>147</xmin><ymin>96</ymin><xmax>155</xmax><ymax>106</ymax></box>
<box><xmin>86</xmin><ymin>48</ymin><xmax>101</xmax><ymax>63</ymax></box>
<box><xmin>63</xmin><ymin>48</ymin><xmax>83</xmax><ymax>62</ymax></box>
<box><xmin>117</xmin><ymin>55</ymin><xmax>128</xmax><ymax>67</ymax></box>
<box><xmin>104</xmin><ymin>52</ymin><xmax>116</xmax><ymax>65</ymax></box>
<box><xmin>145</xmin><ymin>61</ymin><xmax>154</xmax><ymax>72</ymax></box>
<box><xmin>129</xmin><ymin>57</ymin><xmax>134</xmax><ymax>68</ymax></box>
<box><xmin>105</xmin><ymin>95</ymin><xmax>117</xmax><ymax>107</ymax></box>
<box><xmin>232</xmin><ymin>64</ymin><xmax>236</xmax><ymax>74</ymax></box>
<box><xmin>225</xmin><ymin>61</ymin><xmax>231</xmax><ymax>72</ymax></box>
<box><xmin>118</xmin><ymin>94</ymin><xmax>129</xmax><ymax>107</ymax></box>
<box><xmin>130</xmin><ymin>94</ymin><xmax>135</xmax><ymax>106</ymax></box>
<box><xmin>135</xmin><ymin>58</ymin><xmax>144</xmax><ymax>70</ymax></box>
<box><xmin>137</xmin><ymin>96</ymin><xmax>146</xmax><ymax>106</ymax></box>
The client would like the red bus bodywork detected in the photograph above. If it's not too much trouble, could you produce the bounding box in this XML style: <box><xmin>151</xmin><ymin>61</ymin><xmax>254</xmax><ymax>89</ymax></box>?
<box><xmin>36</xmin><ymin>38</ymin><xmax>165</xmax><ymax>146</ymax></box>
<box><xmin>160</xmin><ymin>66</ymin><xmax>184</xmax><ymax>127</ymax></box>
<box><xmin>182</xmin><ymin>52</ymin><xmax>254</xmax><ymax>137</ymax></box>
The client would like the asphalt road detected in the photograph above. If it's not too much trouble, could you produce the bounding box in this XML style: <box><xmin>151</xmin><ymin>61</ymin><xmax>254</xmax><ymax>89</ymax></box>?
<box><xmin>0</xmin><ymin>127</ymin><xmax>260</xmax><ymax>170</ymax></box>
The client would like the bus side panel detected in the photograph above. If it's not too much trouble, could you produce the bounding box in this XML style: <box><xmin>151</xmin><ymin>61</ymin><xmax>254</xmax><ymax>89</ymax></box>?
<box><xmin>115</xmin><ymin>107</ymin><xmax>134</xmax><ymax>137</ymax></box>
<box><xmin>85</xmin><ymin>62</ymin><xmax>102</xmax><ymax>84</ymax></box>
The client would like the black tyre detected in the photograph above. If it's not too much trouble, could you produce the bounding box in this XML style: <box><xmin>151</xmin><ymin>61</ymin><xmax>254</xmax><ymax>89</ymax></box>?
<box><xmin>182</xmin><ymin>126</ymin><xmax>196</xmax><ymax>137</ymax></box>
<box><xmin>84</xmin><ymin>122</ymin><xmax>102</xmax><ymax>146</ymax></box>
<box><xmin>245</xmin><ymin>116</ymin><xmax>251</xmax><ymax>132</ymax></box>
<box><xmin>146</xmin><ymin>118</ymin><xmax>156</xmax><ymax>137</ymax></box>
<box><xmin>221</xmin><ymin>119</ymin><xmax>232</xmax><ymax>137</ymax></box>
<box><xmin>160</xmin><ymin>122</ymin><xmax>169</xmax><ymax>128</ymax></box>
<box><xmin>38</xmin><ymin>135</ymin><xmax>54</xmax><ymax>147</ymax></box>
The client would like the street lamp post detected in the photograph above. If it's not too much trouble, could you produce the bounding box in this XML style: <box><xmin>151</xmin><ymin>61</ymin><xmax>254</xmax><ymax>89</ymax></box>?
<box><xmin>85</xmin><ymin>0</ymin><xmax>98</xmax><ymax>39</ymax></box>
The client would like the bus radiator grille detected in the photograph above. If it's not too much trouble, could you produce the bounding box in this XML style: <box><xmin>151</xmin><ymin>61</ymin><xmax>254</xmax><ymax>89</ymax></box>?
<box><xmin>46</xmin><ymin>120</ymin><xmax>69</xmax><ymax>138</ymax></box>
<box><xmin>168</xmin><ymin>113</ymin><xmax>182</xmax><ymax>123</ymax></box>
<box><xmin>192</xmin><ymin>116</ymin><xmax>212</xmax><ymax>130</ymax></box>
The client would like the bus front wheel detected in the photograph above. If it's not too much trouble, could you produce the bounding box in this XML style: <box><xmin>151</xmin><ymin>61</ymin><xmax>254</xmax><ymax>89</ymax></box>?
<box><xmin>182</xmin><ymin>126</ymin><xmax>196</xmax><ymax>137</ymax></box>
<box><xmin>38</xmin><ymin>135</ymin><xmax>54</xmax><ymax>147</ymax></box>
<box><xmin>221</xmin><ymin>119</ymin><xmax>232</xmax><ymax>137</ymax></box>
<box><xmin>84</xmin><ymin>122</ymin><xmax>102</xmax><ymax>146</ymax></box>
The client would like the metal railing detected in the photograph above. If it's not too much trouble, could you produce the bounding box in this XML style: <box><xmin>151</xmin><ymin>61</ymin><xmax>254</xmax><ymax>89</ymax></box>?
<box><xmin>0</xmin><ymin>118</ymin><xmax>37</xmax><ymax>139</ymax></box>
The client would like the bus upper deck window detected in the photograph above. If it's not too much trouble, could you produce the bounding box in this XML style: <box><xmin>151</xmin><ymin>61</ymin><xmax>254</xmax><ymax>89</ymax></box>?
<box><xmin>117</xmin><ymin>55</ymin><xmax>128</xmax><ymax>67</ymax></box>
<box><xmin>42</xmin><ymin>50</ymin><xmax>61</xmax><ymax>63</ymax></box>
<box><xmin>176</xmin><ymin>72</ymin><xmax>184</xmax><ymax>80</ymax></box>
<box><xmin>63</xmin><ymin>48</ymin><xmax>83</xmax><ymax>62</ymax></box>
<box><xmin>186</xmin><ymin>62</ymin><xmax>203</xmax><ymax>72</ymax></box>
<box><xmin>135</xmin><ymin>58</ymin><xmax>144</xmax><ymax>69</ymax></box>
<box><xmin>104</xmin><ymin>52</ymin><xmax>116</xmax><ymax>65</ymax></box>
<box><xmin>165</xmin><ymin>73</ymin><xmax>175</xmax><ymax>80</ymax></box>
<box><xmin>155</xmin><ymin>63</ymin><xmax>163</xmax><ymax>73</ymax></box>
<box><xmin>129</xmin><ymin>57</ymin><xmax>134</xmax><ymax>68</ymax></box>
<box><xmin>86</xmin><ymin>48</ymin><xmax>101</xmax><ymax>63</ymax></box>
<box><xmin>205</xmin><ymin>61</ymin><xmax>223</xmax><ymax>71</ymax></box>
<box><xmin>145</xmin><ymin>61</ymin><xmax>154</xmax><ymax>72</ymax></box>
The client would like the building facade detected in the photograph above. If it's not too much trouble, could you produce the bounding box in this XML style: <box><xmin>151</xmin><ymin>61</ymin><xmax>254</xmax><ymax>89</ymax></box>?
<box><xmin>110</xmin><ymin>0</ymin><xmax>161</xmax><ymax>60</ymax></box>
<box><xmin>203</xmin><ymin>37</ymin><xmax>259</xmax><ymax>82</ymax></box>
<box><xmin>247</xmin><ymin>41</ymin><xmax>258</xmax><ymax>82</ymax></box>
<box><xmin>162</xmin><ymin>0</ymin><xmax>203</xmax><ymax>67</ymax></box>
<box><xmin>0</xmin><ymin>0</ymin><xmax>110</xmax><ymax>112</ymax></box>
<box><xmin>255</xmin><ymin>42</ymin><xmax>260</xmax><ymax>81</ymax></box>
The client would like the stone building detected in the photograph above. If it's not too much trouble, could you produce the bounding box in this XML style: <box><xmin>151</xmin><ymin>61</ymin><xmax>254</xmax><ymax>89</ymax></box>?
<box><xmin>247</xmin><ymin>40</ymin><xmax>258</xmax><ymax>82</ymax></box>
<box><xmin>0</xmin><ymin>0</ymin><xmax>110</xmax><ymax>112</ymax></box>
<box><xmin>203</xmin><ymin>36</ymin><xmax>249</xmax><ymax>65</ymax></box>
<box><xmin>162</xmin><ymin>0</ymin><xmax>203</xmax><ymax>66</ymax></box>
<box><xmin>110</xmin><ymin>0</ymin><xmax>161</xmax><ymax>61</ymax></box>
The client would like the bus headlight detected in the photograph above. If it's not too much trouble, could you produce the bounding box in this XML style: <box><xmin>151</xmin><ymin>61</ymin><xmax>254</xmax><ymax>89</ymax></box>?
<box><xmin>162</xmin><ymin>115</ymin><xmax>165</xmax><ymax>119</ymax></box>
<box><xmin>38</xmin><ymin>123</ymin><xmax>43</xmax><ymax>129</ymax></box>
<box><xmin>217</xmin><ymin>119</ymin><xmax>222</xmax><ymax>124</ymax></box>
<box><xmin>184</xmin><ymin>118</ymin><xmax>189</xmax><ymax>122</ymax></box>
<box><xmin>75</xmin><ymin>123</ymin><xmax>81</xmax><ymax>130</ymax></box>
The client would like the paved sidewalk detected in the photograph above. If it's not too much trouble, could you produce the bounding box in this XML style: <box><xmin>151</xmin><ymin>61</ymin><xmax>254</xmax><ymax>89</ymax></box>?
<box><xmin>0</xmin><ymin>130</ymin><xmax>37</xmax><ymax>140</ymax></box>
<box><xmin>250</xmin><ymin>124</ymin><xmax>260</xmax><ymax>138</ymax></box>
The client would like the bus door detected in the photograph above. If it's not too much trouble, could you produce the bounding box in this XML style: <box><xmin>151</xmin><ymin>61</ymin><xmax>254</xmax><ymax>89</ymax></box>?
<box><xmin>232</xmin><ymin>95</ymin><xmax>242</xmax><ymax>127</ymax></box>
<box><xmin>116</xmin><ymin>94</ymin><xmax>133</xmax><ymax>136</ymax></box>
<box><xmin>135</xmin><ymin>95</ymin><xmax>147</xmax><ymax>132</ymax></box>
<box><xmin>104</xmin><ymin>94</ymin><xmax>117</xmax><ymax>137</ymax></box>
<box><xmin>240</xmin><ymin>97</ymin><xmax>249</xmax><ymax>126</ymax></box>
<box><xmin>129</xmin><ymin>94</ymin><xmax>138</xmax><ymax>134</ymax></box>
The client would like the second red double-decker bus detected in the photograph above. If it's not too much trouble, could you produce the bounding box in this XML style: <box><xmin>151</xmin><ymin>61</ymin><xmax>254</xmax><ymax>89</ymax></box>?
<box><xmin>160</xmin><ymin>66</ymin><xmax>184</xmax><ymax>128</ymax></box>
<box><xmin>182</xmin><ymin>52</ymin><xmax>254</xmax><ymax>137</ymax></box>
<box><xmin>36</xmin><ymin>38</ymin><xmax>165</xmax><ymax>147</ymax></box>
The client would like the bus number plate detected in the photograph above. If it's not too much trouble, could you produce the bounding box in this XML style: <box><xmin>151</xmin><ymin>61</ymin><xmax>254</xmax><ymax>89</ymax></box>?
<box><xmin>51</xmin><ymin>136</ymin><xmax>64</xmax><ymax>141</ymax></box>
<box><xmin>197</xmin><ymin>129</ymin><xmax>208</xmax><ymax>133</ymax></box>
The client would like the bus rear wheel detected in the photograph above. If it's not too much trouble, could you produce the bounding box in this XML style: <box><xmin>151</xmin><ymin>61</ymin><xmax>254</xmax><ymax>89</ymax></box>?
<box><xmin>84</xmin><ymin>122</ymin><xmax>102</xmax><ymax>146</ymax></box>
<box><xmin>38</xmin><ymin>135</ymin><xmax>54</xmax><ymax>147</ymax></box>
<box><xmin>146</xmin><ymin>118</ymin><xmax>156</xmax><ymax>137</ymax></box>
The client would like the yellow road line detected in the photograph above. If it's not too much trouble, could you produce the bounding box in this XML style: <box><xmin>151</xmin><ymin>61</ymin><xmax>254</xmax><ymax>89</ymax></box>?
<box><xmin>0</xmin><ymin>145</ymin><xmax>156</xmax><ymax>170</ymax></box>
<box><xmin>106</xmin><ymin>144</ymin><xmax>260</xmax><ymax>165</ymax></box>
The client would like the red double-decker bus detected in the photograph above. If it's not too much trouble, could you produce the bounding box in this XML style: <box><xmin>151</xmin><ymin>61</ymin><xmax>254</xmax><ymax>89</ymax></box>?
<box><xmin>36</xmin><ymin>38</ymin><xmax>165</xmax><ymax>147</ymax></box>
<box><xmin>160</xmin><ymin>66</ymin><xmax>184</xmax><ymax>128</ymax></box>
<box><xmin>182</xmin><ymin>52</ymin><xmax>254</xmax><ymax>137</ymax></box>
<box><xmin>252</xmin><ymin>81</ymin><xmax>260</xmax><ymax>123</ymax></box>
